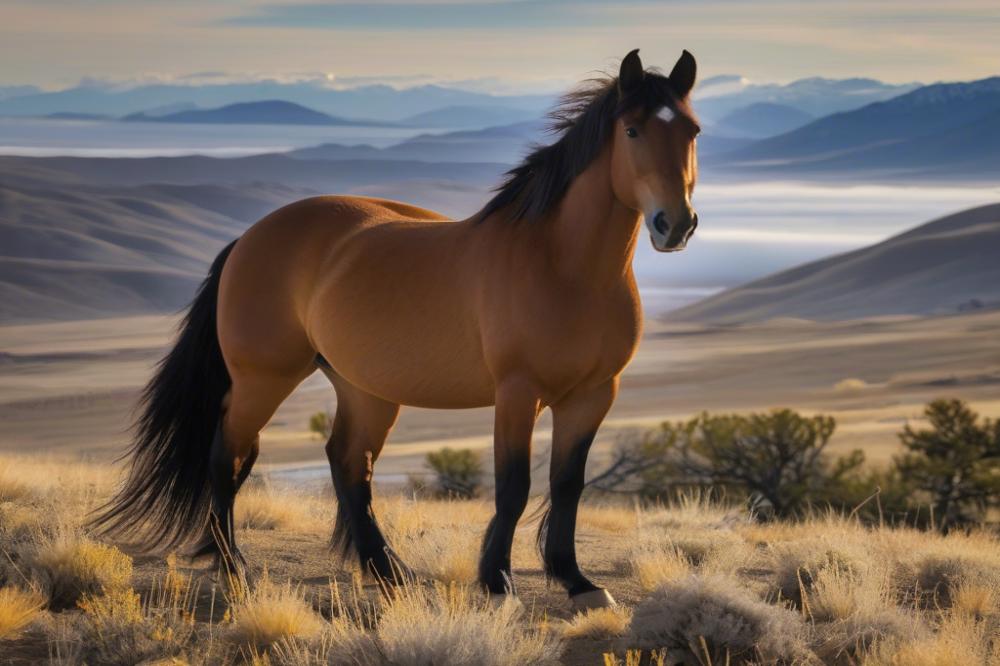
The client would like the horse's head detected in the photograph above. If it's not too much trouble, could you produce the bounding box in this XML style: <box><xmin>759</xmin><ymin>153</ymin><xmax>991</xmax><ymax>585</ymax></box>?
<box><xmin>610</xmin><ymin>49</ymin><xmax>700</xmax><ymax>253</ymax></box>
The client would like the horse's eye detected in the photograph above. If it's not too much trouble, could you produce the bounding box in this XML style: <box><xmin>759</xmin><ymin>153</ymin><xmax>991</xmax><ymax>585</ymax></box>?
<box><xmin>625</xmin><ymin>127</ymin><xmax>638</xmax><ymax>138</ymax></box>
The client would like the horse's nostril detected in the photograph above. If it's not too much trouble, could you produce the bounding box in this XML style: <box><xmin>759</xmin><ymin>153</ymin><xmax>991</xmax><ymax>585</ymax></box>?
<box><xmin>691</xmin><ymin>213</ymin><xmax>699</xmax><ymax>229</ymax></box>
<box><xmin>653</xmin><ymin>212</ymin><xmax>668</xmax><ymax>235</ymax></box>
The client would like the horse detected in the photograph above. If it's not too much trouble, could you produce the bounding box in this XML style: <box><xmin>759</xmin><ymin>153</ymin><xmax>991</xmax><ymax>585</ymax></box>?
<box><xmin>91</xmin><ymin>48</ymin><xmax>700</xmax><ymax>611</ymax></box>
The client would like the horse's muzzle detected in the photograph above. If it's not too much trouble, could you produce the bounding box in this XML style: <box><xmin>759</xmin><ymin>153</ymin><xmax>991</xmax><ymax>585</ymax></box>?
<box><xmin>647</xmin><ymin>210</ymin><xmax>697</xmax><ymax>252</ymax></box>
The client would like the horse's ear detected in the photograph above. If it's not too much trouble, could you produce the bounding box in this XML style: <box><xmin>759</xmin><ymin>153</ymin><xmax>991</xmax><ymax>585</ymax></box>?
<box><xmin>619</xmin><ymin>49</ymin><xmax>644</xmax><ymax>94</ymax></box>
<box><xmin>668</xmin><ymin>50</ymin><xmax>697</xmax><ymax>98</ymax></box>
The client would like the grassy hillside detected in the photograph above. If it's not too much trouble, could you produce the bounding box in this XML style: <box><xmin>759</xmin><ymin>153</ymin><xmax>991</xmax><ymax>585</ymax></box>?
<box><xmin>0</xmin><ymin>454</ymin><xmax>997</xmax><ymax>664</ymax></box>
<box><xmin>672</xmin><ymin>203</ymin><xmax>1000</xmax><ymax>322</ymax></box>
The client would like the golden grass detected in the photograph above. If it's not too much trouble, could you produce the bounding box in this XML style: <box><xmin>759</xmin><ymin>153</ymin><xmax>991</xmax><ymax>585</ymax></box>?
<box><xmin>23</xmin><ymin>529</ymin><xmax>132</xmax><ymax>609</ymax></box>
<box><xmin>375</xmin><ymin>582</ymin><xmax>561</xmax><ymax>666</ymax></box>
<box><xmin>0</xmin><ymin>453</ymin><xmax>998</xmax><ymax>665</ymax></box>
<box><xmin>628</xmin><ymin>573</ymin><xmax>812</xmax><ymax>664</ymax></box>
<box><xmin>561</xmin><ymin>606</ymin><xmax>632</xmax><ymax>639</ymax></box>
<box><xmin>0</xmin><ymin>455</ymin><xmax>116</xmax><ymax>507</ymax></box>
<box><xmin>0</xmin><ymin>461</ymin><xmax>35</xmax><ymax>503</ymax></box>
<box><xmin>228</xmin><ymin>573</ymin><xmax>325</xmax><ymax>647</ymax></box>
<box><xmin>380</xmin><ymin>495</ymin><xmax>533</xmax><ymax>584</ymax></box>
<box><xmin>0</xmin><ymin>586</ymin><xmax>44</xmax><ymax>639</ymax></box>
<box><xmin>235</xmin><ymin>485</ymin><xmax>326</xmax><ymax>532</ymax></box>
<box><xmin>863</xmin><ymin>614</ymin><xmax>1000</xmax><ymax>666</ymax></box>
<box><xmin>629</xmin><ymin>542</ymin><xmax>692</xmax><ymax>593</ymax></box>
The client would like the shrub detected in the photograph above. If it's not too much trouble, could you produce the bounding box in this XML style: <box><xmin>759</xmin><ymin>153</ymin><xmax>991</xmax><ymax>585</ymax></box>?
<box><xmin>308</xmin><ymin>411</ymin><xmax>334</xmax><ymax>439</ymax></box>
<box><xmin>627</xmin><ymin>574</ymin><xmax>812</xmax><ymax>664</ymax></box>
<box><xmin>24</xmin><ymin>531</ymin><xmax>132</xmax><ymax>610</ymax></box>
<box><xmin>591</xmin><ymin>410</ymin><xmax>865</xmax><ymax>517</ymax></box>
<box><xmin>425</xmin><ymin>448</ymin><xmax>484</xmax><ymax>499</ymax></box>
<box><xmin>375</xmin><ymin>582</ymin><xmax>560</xmax><ymax>666</ymax></box>
<box><xmin>0</xmin><ymin>586</ymin><xmax>43</xmax><ymax>639</ymax></box>
<box><xmin>894</xmin><ymin>399</ymin><xmax>1000</xmax><ymax>532</ymax></box>
<box><xmin>76</xmin><ymin>586</ymin><xmax>194</xmax><ymax>665</ymax></box>
<box><xmin>229</xmin><ymin>574</ymin><xmax>325</xmax><ymax>647</ymax></box>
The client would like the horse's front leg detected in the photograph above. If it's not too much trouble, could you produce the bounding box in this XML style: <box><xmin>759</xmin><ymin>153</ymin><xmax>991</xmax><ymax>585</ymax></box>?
<box><xmin>543</xmin><ymin>378</ymin><xmax>618</xmax><ymax>611</ymax></box>
<box><xmin>478</xmin><ymin>377</ymin><xmax>541</xmax><ymax>596</ymax></box>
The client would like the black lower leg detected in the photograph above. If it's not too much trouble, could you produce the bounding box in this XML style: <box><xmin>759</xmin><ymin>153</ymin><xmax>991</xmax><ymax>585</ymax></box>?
<box><xmin>541</xmin><ymin>434</ymin><xmax>599</xmax><ymax>596</ymax></box>
<box><xmin>479</xmin><ymin>454</ymin><xmax>531</xmax><ymax>594</ymax></box>
<box><xmin>192</xmin><ymin>423</ymin><xmax>257</xmax><ymax>570</ymax></box>
<box><xmin>328</xmin><ymin>449</ymin><xmax>405</xmax><ymax>583</ymax></box>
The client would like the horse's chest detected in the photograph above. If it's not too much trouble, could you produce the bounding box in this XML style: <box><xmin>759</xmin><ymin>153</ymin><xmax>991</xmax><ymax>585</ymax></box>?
<box><xmin>488</xmin><ymin>286</ymin><xmax>642</xmax><ymax>393</ymax></box>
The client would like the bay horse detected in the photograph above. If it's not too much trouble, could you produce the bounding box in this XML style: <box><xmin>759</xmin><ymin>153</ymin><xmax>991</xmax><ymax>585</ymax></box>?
<box><xmin>92</xmin><ymin>48</ymin><xmax>700</xmax><ymax>611</ymax></box>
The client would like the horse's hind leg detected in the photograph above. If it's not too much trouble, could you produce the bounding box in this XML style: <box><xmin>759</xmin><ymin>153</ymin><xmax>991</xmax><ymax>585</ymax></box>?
<box><xmin>191</xmin><ymin>369</ymin><xmax>308</xmax><ymax>574</ymax></box>
<box><xmin>320</xmin><ymin>369</ymin><xmax>404</xmax><ymax>583</ymax></box>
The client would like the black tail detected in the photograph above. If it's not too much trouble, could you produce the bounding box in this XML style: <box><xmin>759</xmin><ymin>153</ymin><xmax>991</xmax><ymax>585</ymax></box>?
<box><xmin>90</xmin><ymin>240</ymin><xmax>238</xmax><ymax>551</ymax></box>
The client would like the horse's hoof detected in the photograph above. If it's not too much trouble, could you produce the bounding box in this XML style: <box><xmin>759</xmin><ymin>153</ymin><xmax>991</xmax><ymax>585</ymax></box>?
<box><xmin>570</xmin><ymin>588</ymin><xmax>616</xmax><ymax>612</ymax></box>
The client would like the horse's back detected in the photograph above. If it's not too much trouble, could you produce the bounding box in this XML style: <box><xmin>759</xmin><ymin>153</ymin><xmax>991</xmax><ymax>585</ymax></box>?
<box><xmin>216</xmin><ymin>195</ymin><xmax>453</xmax><ymax>381</ymax></box>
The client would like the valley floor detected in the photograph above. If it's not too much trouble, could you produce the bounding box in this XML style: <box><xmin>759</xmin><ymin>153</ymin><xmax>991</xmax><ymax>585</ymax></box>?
<box><xmin>0</xmin><ymin>455</ymin><xmax>998</xmax><ymax>664</ymax></box>
<box><xmin>1</xmin><ymin>309</ymin><xmax>998</xmax><ymax>485</ymax></box>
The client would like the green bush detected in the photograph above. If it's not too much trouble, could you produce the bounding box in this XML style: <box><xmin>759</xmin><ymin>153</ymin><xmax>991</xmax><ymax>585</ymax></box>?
<box><xmin>590</xmin><ymin>409</ymin><xmax>866</xmax><ymax>517</ymax></box>
<box><xmin>425</xmin><ymin>448</ymin><xmax>483</xmax><ymax>499</ymax></box>
<box><xmin>895</xmin><ymin>399</ymin><xmax>1000</xmax><ymax>532</ymax></box>
<box><xmin>308</xmin><ymin>410</ymin><xmax>333</xmax><ymax>439</ymax></box>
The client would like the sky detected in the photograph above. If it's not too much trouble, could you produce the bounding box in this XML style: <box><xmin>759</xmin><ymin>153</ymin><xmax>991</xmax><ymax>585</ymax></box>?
<box><xmin>2</xmin><ymin>0</ymin><xmax>998</xmax><ymax>92</ymax></box>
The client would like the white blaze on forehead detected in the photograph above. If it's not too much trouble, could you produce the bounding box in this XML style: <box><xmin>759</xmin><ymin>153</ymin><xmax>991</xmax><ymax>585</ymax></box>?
<box><xmin>656</xmin><ymin>106</ymin><xmax>676</xmax><ymax>123</ymax></box>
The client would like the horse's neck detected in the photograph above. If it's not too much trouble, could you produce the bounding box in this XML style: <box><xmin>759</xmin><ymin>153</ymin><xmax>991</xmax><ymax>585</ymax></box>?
<box><xmin>545</xmin><ymin>153</ymin><xmax>641</xmax><ymax>286</ymax></box>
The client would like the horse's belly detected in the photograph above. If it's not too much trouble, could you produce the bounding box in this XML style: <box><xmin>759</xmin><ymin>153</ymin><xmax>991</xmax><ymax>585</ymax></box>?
<box><xmin>308</xmin><ymin>245</ymin><xmax>495</xmax><ymax>407</ymax></box>
<box><xmin>322</xmin><ymin>332</ymin><xmax>496</xmax><ymax>409</ymax></box>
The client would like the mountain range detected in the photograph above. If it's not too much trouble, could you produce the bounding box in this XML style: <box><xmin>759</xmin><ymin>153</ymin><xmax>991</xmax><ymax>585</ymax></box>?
<box><xmin>0</xmin><ymin>81</ymin><xmax>553</xmax><ymax>124</ymax></box>
<box><xmin>122</xmin><ymin>100</ymin><xmax>395</xmax><ymax>127</ymax></box>
<box><xmin>710</xmin><ymin>77</ymin><xmax>1000</xmax><ymax>177</ymax></box>
<box><xmin>671</xmin><ymin>204</ymin><xmax>1000</xmax><ymax>322</ymax></box>
<box><xmin>0</xmin><ymin>75</ymin><xmax>920</xmax><ymax>138</ymax></box>
<box><xmin>696</xmin><ymin>76</ymin><xmax>919</xmax><ymax>122</ymax></box>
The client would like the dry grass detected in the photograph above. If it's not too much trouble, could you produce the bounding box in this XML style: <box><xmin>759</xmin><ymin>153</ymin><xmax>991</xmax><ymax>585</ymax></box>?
<box><xmin>0</xmin><ymin>585</ymin><xmax>44</xmax><ymax>638</ymax></box>
<box><xmin>628</xmin><ymin>540</ymin><xmax>693</xmax><ymax>592</ymax></box>
<box><xmin>628</xmin><ymin>574</ymin><xmax>812</xmax><ymax>664</ymax></box>
<box><xmin>235</xmin><ymin>484</ymin><xmax>326</xmax><ymax>532</ymax></box>
<box><xmin>561</xmin><ymin>607</ymin><xmax>632</xmax><ymax>639</ymax></box>
<box><xmin>375</xmin><ymin>582</ymin><xmax>561</xmax><ymax>666</ymax></box>
<box><xmin>74</xmin><ymin>586</ymin><xmax>194</xmax><ymax>664</ymax></box>
<box><xmin>228</xmin><ymin>573</ymin><xmax>326</xmax><ymax>647</ymax></box>
<box><xmin>863</xmin><ymin>614</ymin><xmax>1000</xmax><ymax>665</ymax></box>
<box><xmin>1</xmin><ymin>453</ymin><xmax>999</xmax><ymax>665</ymax></box>
<box><xmin>0</xmin><ymin>461</ymin><xmax>35</xmax><ymax>504</ymax></box>
<box><xmin>22</xmin><ymin>529</ymin><xmax>133</xmax><ymax>610</ymax></box>
<box><xmin>381</xmin><ymin>495</ymin><xmax>497</xmax><ymax>583</ymax></box>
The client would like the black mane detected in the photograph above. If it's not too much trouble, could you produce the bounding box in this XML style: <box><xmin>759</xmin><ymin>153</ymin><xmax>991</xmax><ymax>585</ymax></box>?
<box><xmin>478</xmin><ymin>70</ymin><xmax>685</xmax><ymax>223</ymax></box>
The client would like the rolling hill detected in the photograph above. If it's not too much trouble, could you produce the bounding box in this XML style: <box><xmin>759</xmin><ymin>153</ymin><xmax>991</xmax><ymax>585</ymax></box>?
<box><xmin>712</xmin><ymin>102</ymin><xmax>813</xmax><ymax>138</ymax></box>
<box><xmin>0</xmin><ymin>153</ymin><xmax>505</xmax><ymax>191</ymax></box>
<box><xmin>289</xmin><ymin>120</ymin><xmax>547</xmax><ymax>164</ymax></box>
<box><xmin>671</xmin><ymin>203</ymin><xmax>1000</xmax><ymax>323</ymax></box>
<box><xmin>400</xmin><ymin>104</ymin><xmax>541</xmax><ymax>129</ymax></box>
<box><xmin>714</xmin><ymin>77</ymin><xmax>1000</xmax><ymax>176</ymax></box>
<box><xmin>121</xmin><ymin>100</ymin><xmax>391</xmax><ymax>127</ymax></box>
<box><xmin>0</xmin><ymin>152</ymin><xmax>505</xmax><ymax>322</ymax></box>
<box><xmin>0</xmin><ymin>81</ymin><xmax>552</xmax><ymax>123</ymax></box>
<box><xmin>0</xmin><ymin>179</ymin><xmax>297</xmax><ymax>322</ymax></box>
